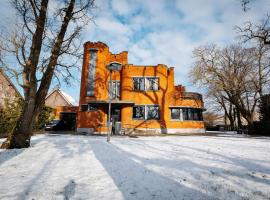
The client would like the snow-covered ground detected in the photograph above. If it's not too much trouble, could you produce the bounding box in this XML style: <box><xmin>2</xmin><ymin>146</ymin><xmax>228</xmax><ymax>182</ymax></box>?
<box><xmin>0</xmin><ymin>134</ymin><xmax>270</xmax><ymax>200</ymax></box>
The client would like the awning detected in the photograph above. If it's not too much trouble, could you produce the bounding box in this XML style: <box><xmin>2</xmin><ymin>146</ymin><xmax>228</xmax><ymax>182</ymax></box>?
<box><xmin>87</xmin><ymin>100</ymin><xmax>135</xmax><ymax>107</ymax></box>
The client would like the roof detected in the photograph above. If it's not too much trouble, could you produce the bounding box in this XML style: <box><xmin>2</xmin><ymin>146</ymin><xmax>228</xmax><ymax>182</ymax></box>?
<box><xmin>46</xmin><ymin>88</ymin><xmax>78</xmax><ymax>106</ymax></box>
<box><xmin>0</xmin><ymin>68</ymin><xmax>23</xmax><ymax>99</ymax></box>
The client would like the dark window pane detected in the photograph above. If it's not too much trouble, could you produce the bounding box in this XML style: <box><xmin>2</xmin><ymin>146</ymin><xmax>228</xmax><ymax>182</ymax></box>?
<box><xmin>182</xmin><ymin>108</ymin><xmax>189</xmax><ymax>120</ymax></box>
<box><xmin>171</xmin><ymin>108</ymin><xmax>180</xmax><ymax>119</ymax></box>
<box><xmin>133</xmin><ymin>106</ymin><xmax>145</xmax><ymax>119</ymax></box>
<box><xmin>81</xmin><ymin>105</ymin><xmax>88</xmax><ymax>111</ymax></box>
<box><xmin>147</xmin><ymin>106</ymin><xmax>159</xmax><ymax>120</ymax></box>
<box><xmin>198</xmin><ymin>110</ymin><xmax>203</xmax><ymax>121</ymax></box>
<box><xmin>188</xmin><ymin>108</ymin><xmax>194</xmax><ymax>120</ymax></box>
<box><xmin>88</xmin><ymin>105</ymin><xmax>98</xmax><ymax>111</ymax></box>
<box><xmin>133</xmin><ymin>78</ymin><xmax>145</xmax><ymax>90</ymax></box>
<box><xmin>193</xmin><ymin>109</ymin><xmax>199</xmax><ymax>121</ymax></box>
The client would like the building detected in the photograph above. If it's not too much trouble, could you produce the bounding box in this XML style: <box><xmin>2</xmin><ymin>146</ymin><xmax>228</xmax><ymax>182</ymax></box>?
<box><xmin>77</xmin><ymin>41</ymin><xmax>205</xmax><ymax>135</ymax></box>
<box><xmin>0</xmin><ymin>68</ymin><xmax>22</xmax><ymax>110</ymax></box>
<box><xmin>45</xmin><ymin>87</ymin><xmax>78</xmax><ymax>109</ymax></box>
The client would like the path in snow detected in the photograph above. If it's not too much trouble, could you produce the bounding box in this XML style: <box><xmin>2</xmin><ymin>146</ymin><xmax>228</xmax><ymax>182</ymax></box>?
<box><xmin>0</xmin><ymin>134</ymin><xmax>270</xmax><ymax>200</ymax></box>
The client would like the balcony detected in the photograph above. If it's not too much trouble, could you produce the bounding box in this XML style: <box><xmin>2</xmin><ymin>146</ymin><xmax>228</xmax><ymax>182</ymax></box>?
<box><xmin>181</xmin><ymin>92</ymin><xmax>203</xmax><ymax>101</ymax></box>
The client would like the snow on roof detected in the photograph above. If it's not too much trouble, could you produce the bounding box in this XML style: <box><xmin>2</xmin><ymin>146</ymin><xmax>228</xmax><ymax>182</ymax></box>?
<box><xmin>46</xmin><ymin>88</ymin><xmax>78</xmax><ymax>106</ymax></box>
<box><xmin>60</xmin><ymin>90</ymin><xmax>78</xmax><ymax>106</ymax></box>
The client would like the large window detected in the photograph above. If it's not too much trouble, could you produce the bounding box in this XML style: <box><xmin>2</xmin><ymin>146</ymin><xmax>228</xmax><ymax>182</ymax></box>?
<box><xmin>133</xmin><ymin>77</ymin><xmax>159</xmax><ymax>91</ymax></box>
<box><xmin>87</xmin><ymin>49</ymin><xmax>97</xmax><ymax>96</ymax></box>
<box><xmin>133</xmin><ymin>105</ymin><xmax>160</xmax><ymax>120</ymax></box>
<box><xmin>170</xmin><ymin>107</ymin><xmax>203</xmax><ymax>121</ymax></box>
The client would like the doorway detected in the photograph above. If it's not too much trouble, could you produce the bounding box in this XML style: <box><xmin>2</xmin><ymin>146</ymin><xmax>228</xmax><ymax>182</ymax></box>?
<box><xmin>111</xmin><ymin>108</ymin><xmax>121</xmax><ymax>134</ymax></box>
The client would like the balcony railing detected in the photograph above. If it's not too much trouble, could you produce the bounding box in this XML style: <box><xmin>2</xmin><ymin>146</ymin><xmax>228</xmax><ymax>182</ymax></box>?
<box><xmin>181</xmin><ymin>92</ymin><xmax>202</xmax><ymax>100</ymax></box>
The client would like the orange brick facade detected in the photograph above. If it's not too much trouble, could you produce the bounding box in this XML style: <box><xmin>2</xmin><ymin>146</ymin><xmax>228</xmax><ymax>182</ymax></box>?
<box><xmin>77</xmin><ymin>41</ymin><xmax>205</xmax><ymax>134</ymax></box>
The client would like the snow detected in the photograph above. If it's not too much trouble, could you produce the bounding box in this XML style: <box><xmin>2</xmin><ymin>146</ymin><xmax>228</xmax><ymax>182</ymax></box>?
<box><xmin>0</xmin><ymin>134</ymin><xmax>270</xmax><ymax>200</ymax></box>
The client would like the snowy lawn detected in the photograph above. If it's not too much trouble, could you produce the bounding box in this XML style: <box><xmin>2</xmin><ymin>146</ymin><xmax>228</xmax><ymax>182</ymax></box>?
<box><xmin>0</xmin><ymin>134</ymin><xmax>270</xmax><ymax>200</ymax></box>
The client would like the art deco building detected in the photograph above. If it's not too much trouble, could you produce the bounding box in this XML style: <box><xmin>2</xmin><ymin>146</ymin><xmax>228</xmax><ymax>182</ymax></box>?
<box><xmin>77</xmin><ymin>41</ymin><xmax>205</xmax><ymax>135</ymax></box>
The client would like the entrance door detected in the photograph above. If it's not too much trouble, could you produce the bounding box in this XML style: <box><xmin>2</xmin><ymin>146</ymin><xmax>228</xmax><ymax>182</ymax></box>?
<box><xmin>111</xmin><ymin>108</ymin><xmax>121</xmax><ymax>134</ymax></box>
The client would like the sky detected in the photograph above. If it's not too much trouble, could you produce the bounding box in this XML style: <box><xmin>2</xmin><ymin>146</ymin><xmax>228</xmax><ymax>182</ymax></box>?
<box><xmin>0</xmin><ymin>0</ymin><xmax>269</xmax><ymax>104</ymax></box>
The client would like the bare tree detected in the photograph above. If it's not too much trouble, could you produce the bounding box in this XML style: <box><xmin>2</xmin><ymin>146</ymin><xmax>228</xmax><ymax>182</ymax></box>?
<box><xmin>0</xmin><ymin>0</ymin><xmax>95</xmax><ymax>149</ymax></box>
<box><xmin>190</xmin><ymin>44</ymin><xmax>262</xmax><ymax>131</ymax></box>
<box><xmin>237</xmin><ymin>15</ymin><xmax>270</xmax><ymax>45</ymax></box>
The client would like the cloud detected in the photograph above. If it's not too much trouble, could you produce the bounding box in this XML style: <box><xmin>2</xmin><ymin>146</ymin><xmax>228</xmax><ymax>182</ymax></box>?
<box><xmin>111</xmin><ymin>0</ymin><xmax>131</xmax><ymax>16</ymax></box>
<box><xmin>81</xmin><ymin>0</ymin><xmax>270</xmax><ymax>93</ymax></box>
<box><xmin>1</xmin><ymin>0</ymin><xmax>269</xmax><ymax>98</ymax></box>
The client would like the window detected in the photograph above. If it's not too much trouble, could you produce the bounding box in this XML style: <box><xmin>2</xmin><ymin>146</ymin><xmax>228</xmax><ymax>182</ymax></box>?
<box><xmin>132</xmin><ymin>105</ymin><xmax>160</xmax><ymax>120</ymax></box>
<box><xmin>182</xmin><ymin>108</ymin><xmax>189</xmax><ymax>120</ymax></box>
<box><xmin>81</xmin><ymin>104</ymin><xmax>98</xmax><ymax>112</ymax></box>
<box><xmin>147</xmin><ymin>105</ymin><xmax>159</xmax><ymax>119</ymax></box>
<box><xmin>133</xmin><ymin>106</ymin><xmax>145</xmax><ymax>119</ymax></box>
<box><xmin>109</xmin><ymin>81</ymin><xmax>120</xmax><ymax>99</ymax></box>
<box><xmin>170</xmin><ymin>108</ymin><xmax>203</xmax><ymax>121</ymax></box>
<box><xmin>171</xmin><ymin>108</ymin><xmax>180</xmax><ymax>120</ymax></box>
<box><xmin>133</xmin><ymin>77</ymin><xmax>159</xmax><ymax>91</ymax></box>
<box><xmin>81</xmin><ymin>104</ymin><xmax>88</xmax><ymax>111</ymax></box>
<box><xmin>133</xmin><ymin>77</ymin><xmax>145</xmax><ymax>91</ymax></box>
<box><xmin>87</xmin><ymin>49</ymin><xmax>97</xmax><ymax>96</ymax></box>
<box><xmin>145</xmin><ymin>78</ymin><xmax>158</xmax><ymax>91</ymax></box>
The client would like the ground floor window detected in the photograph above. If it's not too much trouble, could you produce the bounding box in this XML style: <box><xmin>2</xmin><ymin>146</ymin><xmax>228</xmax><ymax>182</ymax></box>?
<box><xmin>81</xmin><ymin>104</ymin><xmax>98</xmax><ymax>112</ymax></box>
<box><xmin>133</xmin><ymin>106</ymin><xmax>145</xmax><ymax>119</ymax></box>
<box><xmin>170</xmin><ymin>107</ymin><xmax>203</xmax><ymax>121</ymax></box>
<box><xmin>133</xmin><ymin>105</ymin><xmax>160</xmax><ymax>120</ymax></box>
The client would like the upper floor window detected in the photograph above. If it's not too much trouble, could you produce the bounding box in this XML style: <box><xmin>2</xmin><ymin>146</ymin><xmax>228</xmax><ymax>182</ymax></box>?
<box><xmin>87</xmin><ymin>49</ymin><xmax>98</xmax><ymax>96</ymax></box>
<box><xmin>133</xmin><ymin>105</ymin><xmax>160</xmax><ymax>120</ymax></box>
<box><xmin>133</xmin><ymin>77</ymin><xmax>159</xmax><ymax>91</ymax></box>
<box><xmin>109</xmin><ymin>81</ymin><xmax>120</xmax><ymax>99</ymax></box>
<box><xmin>133</xmin><ymin>78</ymin><xmax>145</xmax><ymax>91</ymax></box>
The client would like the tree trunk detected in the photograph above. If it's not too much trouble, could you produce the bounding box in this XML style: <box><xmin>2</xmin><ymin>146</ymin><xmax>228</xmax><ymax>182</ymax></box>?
<box><xmin>228</xmin><ymin>115</ymin><xmax>235</xmax><ymax>131</ymax></box>
<box><xmin>236</xmin><ymin>108</ymin><xmax>242</xmax><ymax>129</ymax></box>
<box><xmin>245</xmin><ymin>116</ymin><xmax>254</xmax><ymax>134</ymax></box>
<box><xmin>1</xmin><ymin>97</ymin><xmax>38</xmax><ymax>148</ymax></box>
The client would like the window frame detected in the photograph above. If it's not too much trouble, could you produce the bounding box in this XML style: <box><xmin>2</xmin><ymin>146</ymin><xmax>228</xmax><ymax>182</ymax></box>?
<box><xmin>81</xmin><ymin>104</ymin><xmax>98</xmax><ymax>112</ymax></box>
<box><xmin>108</xmin><ymin>80</ymin><xmax>121</xmax><ymax>99</ymax></box>
<box><xmin>132</xmin><ymin>105</ymin><xmax>145</xmax><ymax>120</ymax></box>
<box><xmin>132</xmin><ymin>76</ymin><xmax>159</xmax><ymax>91</ymax></box>
<box><xmin>170</xmin><ymin>107</ymin><xmax>203</xmax><ymax>121</ymax></box>
<box><xmin>132</xmin><ymin>105</ymin><xmax>160</xmax><ymax>120</ymax></box>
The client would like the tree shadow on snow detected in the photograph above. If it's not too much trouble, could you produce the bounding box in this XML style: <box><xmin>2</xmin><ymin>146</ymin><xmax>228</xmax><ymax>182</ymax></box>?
<box><xmin>0</xmin><ymin>148</ymin><xmax>25</xmax><ymax>166</ymax></box>
<box><xmin>91</xmin><ymin>140</ymin><xmax>218</xmax><ymax>200</ymax></box>
<box><xmin>58</xmin><ymin>179</ymin><xmax>76</xmax><ymax>200</ymax></box>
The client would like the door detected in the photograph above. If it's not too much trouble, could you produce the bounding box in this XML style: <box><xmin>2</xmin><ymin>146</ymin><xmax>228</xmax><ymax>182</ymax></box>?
<box><xmin>111</xmin><ymin>108</ymin><xmax>121</xmax><ymax>134</ymax></box>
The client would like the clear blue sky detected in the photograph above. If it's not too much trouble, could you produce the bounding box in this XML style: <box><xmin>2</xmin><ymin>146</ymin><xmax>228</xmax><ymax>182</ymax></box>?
<box><xmin>0</xmin><ymin>0</ymin><xmax>269</xmax><ymax>104</ymax></box>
